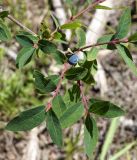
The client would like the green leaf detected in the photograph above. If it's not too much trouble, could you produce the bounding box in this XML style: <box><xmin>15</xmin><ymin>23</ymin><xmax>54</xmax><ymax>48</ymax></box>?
<box><xmin>61</xmin><ymin>21</ymin><xmax>81</xmax><ymax>29</ymax></box>
<box><xmin>53</xmin><ymin>32</ymin><xmax>62</xmax><ymax>40</ymax></box>
<box><xmin>97</xmin><ymin>34</ymin><xmax>115</xmax><ymax>50</ymax></box>
<box><xmin>0</xmin><ymin>10</ymin><xmax>9</xmax><ymax>18</ymax></box>
<box><xmin>53</xmin><ymin>31</ymin><xmax>68</xmax><ymax>44</ymax></box>
<box><xmin>90</xmin><ymin>60</ymin><xmax>98</xmax><ymax>75</ymax></box>
<box><xmin>89</xmin><ymin>98</ymin><xmax>101</xmax><ymax>105</ymax></box>
<box><xmin>18</xmin><ymin>31</ymin><xmax>38</xmax><ymax>43</ymax></box>
<box><xmin>0</xmin><ymin>19</ymin><xmax>11</xmax><ymax>41</ymax></box>
<box><xmin>52</xmin><ymin>95</ymin><xmax>67</xmax><ymax>118</ymax></box>
<box><xmin>50</xmin><ymin>12</ymin><xmax>60</xmax><ymax>28</ymax></box>
<box><xmin>86</xmin><ymin>47</ymin><xmax>99</xmax><ymax>61</ymax></box>
<box><xmin>114</xmin><ymin>8</ymin><xmax>131</xmax><ymax>39</ymax></box>
<box><xmin>82</xmin><ymin>73</ymin><xmax>95</xmax><ymax>84</ymax></box>
<box><xmin>68</xmin><ymin>84</ymin><xmax>81</xmax><ymax>103</ymax></box>
<box><xmin>38</xmin><ymin>39</ymin><xmax>57</xmax><ymax>54</ymax></box>
<box><xmin>95</xmin><ymin>5</ymin><xmax>112</xmax><ymax>10</ymax></box>
<box><xmin>33</xmin><ymin>70</ymin><xmax>58</xmax><ymax>93</ymax></box>
<box><xmin>76</xmin><ymin>28</ymin><xmax>86</xmax><ymax>48</ymax></box>
<box><xmin>6</xmin><ymin>106</ymin><xmax>46</xmax><ymax>131</ymax></box>
<box><xmin>82</xmin><ymin>60</ymin><xmax>98</xmax><ymax>75</ymax></box>
<box><xmin>80</xmin><ymin>60</ymin><xmax>96</xmax><ymax>84</ymax></box>
<box><xmin>128</xmin><ymin>32</ymin><xmax>137</xmax><ymax>43</ymax></box>
<box><xmin>89</xmin><ymin>99</ymin><xmax>125</xmax><ymax>118</ymax></box>
<box><xmin>60</xmin><ymin>102</ymin><xmax>84</xmax><ymax>128</ymax></box>
<box><xmin>84</xmin><ymin>115</ymin><xmax>98</xmax><ymax>158</ymax></box>
<box><xmin>16</xmin><ymin>47</ymin><xmax>36</xmax><ymax>68</ymax></box>
<box><xmin>116</xmin><ymin>44</ymin><xmax>137</xmax><ymax>76</ymax></box>
<box><xmin>65</xmin><ymin>67</ymin><xmax>88</xmax><ymax>81</ymax></box>
<box><xmin>16</xmin><ymin>33</ymin><xmax>38</xmax><ymax>47</ymax></box>
<box><xmin>50</xmin><ymin>50</ymin><xmax>67</xmax><ymax>64</ymax></box>
<box><xmin>63</xmin><ymin>84</ymin><xmax>81</xmax><ymax>106</ymax></box>
<box><xmin>47</xmin><ymin>75</ymin><xmax>60</xmax><ymax>86</ymax></box>
<box><xmin>16</xmin><ymin>35</ymin><xmax>34</xmax><ymax>47</ymax></box>
<box><xmin>46</xmin><ymin>109</ymin><xmax>63</xmax><ymax>147</ymax></box>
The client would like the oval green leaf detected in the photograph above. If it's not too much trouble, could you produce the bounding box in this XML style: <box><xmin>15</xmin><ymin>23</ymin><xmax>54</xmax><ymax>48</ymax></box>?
<box><xmin>114</xmin><ymin>8</ymin><xmax>131</xmax><ymax>39</ymax></box>
<box><xmin>16</xmin><ymin>35</ymin><xmax>33</xmax><ymax>46</ymax></box>
<box><xmin>116</xmin><ymin>44</ymin><xmax>137</xmax><ymax>76</ymax></box>
<box><xmin>61</xmin><ymin>21</ymin><xmax>81</xmax><ymax>29</ymax></box>
<box><xmin>76</xmin><ymin>28</ymin><xmax>86</xmax><ymax>48</ymax></box>
<box><xmin>46</xmin><ymin>109</ymin><xmax>63</xmax><ymax>147</ymax></box>
<box><xmin>60</xmin><ymin>102</ymin><xmax>84</xmax><ymax>128</ymax></box>
<box><xmin>65</xmin><ymin>67</ymin><xmax>88</xmax><ymax>81</ymax></box>
<box><xmin>38</xmin><ymin>39</ymin><xmax>57</xmax><ymax>54</ymax></box>
<box><xmin>33</xmin><ymin>70</ymin><xmax>58</xmax><ymax>93</ymax></box>
<box><xmin>84</xmin><ymin>115</ymin><xmax>98</xmax><ymax>158</ymax></box>
<box><xmin>16</xmin><ymin>47</ymin><xmax>36</xmax><ymax>68</ymax></box>
<box><xmin>6</xmin><ymin>106</ymin><xmax>46</xmax><ymax>131</ymax></box>
<box><xmin>0</xmin><ymin>19</ymin><xmax>11</xmax><ymax>41</ymax></box>
<box><xmin>52</xmin><ymin>95</ymin><xmax>67</xmax><ymax>118</ymax></box>
<box><xmin>89</xmin><ymin>99</ymin><xmax>125</xmax><ymax>118</ymax></box>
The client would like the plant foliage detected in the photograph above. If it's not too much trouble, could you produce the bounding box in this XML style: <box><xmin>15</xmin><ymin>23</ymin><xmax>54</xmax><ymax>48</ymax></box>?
<box><xmin>1</xmin><ymin>3</ymin><xmax>135</xmax><ymax>158</ymax></box>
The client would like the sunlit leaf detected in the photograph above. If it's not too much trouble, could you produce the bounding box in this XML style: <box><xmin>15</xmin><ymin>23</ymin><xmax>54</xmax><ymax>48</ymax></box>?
<box><xmin>16</xmin><ymin>47</ymin><xmax>36</xmax><ymax>68</ymax></box>
<box><xmin>114</xmin><ymin>8</ymin><xmax>131</xmax><ymax>39</ymax></box>
<box><xmin>60</xmin><ymin>102</ymin><xmax>84</xmax><ymax>128</ymax></box>
<box><xmin>76</xmin><ymin>28</ymin><xmax>86</xmax><ymax>48</ymax></box>
<box><xmin>116</xmin><ymin>44</ymin><xmax>137</xmax><ymax>76</ymax></box>
<box><xmin>52</xmin><ymin>95</ymin><xmax>67</xmax><ymax>118</ymax></box>
<box><xmin>61</xmin><ymin>21</ymin><xmax>81</xmax><ymax>29</ymax></box>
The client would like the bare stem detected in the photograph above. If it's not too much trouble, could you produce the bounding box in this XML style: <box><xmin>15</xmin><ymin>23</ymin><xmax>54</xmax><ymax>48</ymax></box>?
<box><xmin>76</xmin><ymin>38</ymin><xmax>129</xmax><ymax>51</ymax></box>
<box><xmin>46</xmin><ymin>63</ymin><xmax>69</xmax><ymax>111</ymax></box>
<box><xmin>69</xmin><ymin>0</ymin><xmax>106</xmax><ymax>21</ymax></box>
<box><xmin>7</xmin><ymin>15</ymin><xmax>37</xmax><ymax>36</ymax></box>
<box><xmin>77</xmin><ymin>80</ymin><xmax>89</xmax><ymax>116</ymax></box>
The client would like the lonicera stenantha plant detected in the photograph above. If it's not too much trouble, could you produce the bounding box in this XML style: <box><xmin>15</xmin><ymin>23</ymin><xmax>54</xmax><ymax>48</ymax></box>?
<box><xmin>1</xmin><ymin>0</ymin><xmax>137</xmax><ymax>158</ymax></box>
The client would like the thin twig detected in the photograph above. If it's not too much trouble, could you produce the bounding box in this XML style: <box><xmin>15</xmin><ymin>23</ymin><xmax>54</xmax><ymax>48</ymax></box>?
<box><xmin>46</xmin><ymin>63</ymin><xmax>69</xmax><ymax>111</ymax></box>
<box><xmin>7</xmin><ymin>15</ymin><xmax>37</xmax><ymax>36</ymax></box>
<box><xmin>77</xmin><ymin>80</ymin><xmax>89</xmax><ymax>116</ymax></box>
<box><xmin>69</xmin><ymin>0</ymin><xmax>106</xmax><ymax>21</ymax></box>
<box><xmin>76</xmin><ymin>38</ymin><xmax>129</xmax><ymax>51</ymax></box>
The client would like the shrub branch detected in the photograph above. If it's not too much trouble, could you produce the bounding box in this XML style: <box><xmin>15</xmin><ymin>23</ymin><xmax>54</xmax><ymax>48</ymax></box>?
<box><xmin>7</xmin><ymin>14</ymin><xmax>37</xmax><ymax>35</ymax></box>
<box><xmin>76</xmin><ymin>38</ymin><xmax>129</xmax><ymax>51</ymax></box>
<box><xmin>77</xmin><ymin>80</ymin><xmax>89</xmax><ymax>116</ymax></box>
<box><xmin>69</xmin><ymin>0</ymin><xmax>106</xmax><ymax>21</ymax></box>
<box><xmin>46</xmin><ymin>63</ymin><xmax>69</xmax><ymax>111</ymax></box>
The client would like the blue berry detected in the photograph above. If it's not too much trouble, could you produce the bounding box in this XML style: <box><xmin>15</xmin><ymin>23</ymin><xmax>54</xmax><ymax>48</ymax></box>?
<box><xmin>68</xmin><ymin>54</ymin><xmax>79</xmax><ymax>65</ymax></box>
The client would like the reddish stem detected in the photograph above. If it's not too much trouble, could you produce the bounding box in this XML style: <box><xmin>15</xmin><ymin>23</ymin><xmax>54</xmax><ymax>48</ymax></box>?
<box><xmin>46</xmin><ymin>63</ymin><xmax>69</xmax><ymax>112</ymax></box>
<box><xmin>68</xmin><ymin>0</ymin><xmax>106</xmax><ymax>22</ymax></box>
<box><xmin>76</xmin><ymin>38</ymin><xmax>129</xmax><ymax>51</ymax></box>
<box><xmin>77</xmin><ymin>80</ymin><xmax>89</xmax><ymax>116</ymax></box>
